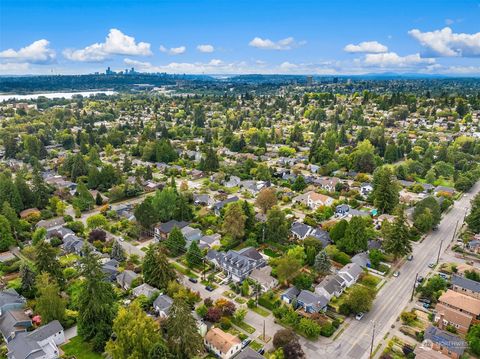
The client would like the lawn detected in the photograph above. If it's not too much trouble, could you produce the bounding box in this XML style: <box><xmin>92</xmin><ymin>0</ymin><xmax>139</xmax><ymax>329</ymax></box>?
<box><xmin>252</xmin><ymin>306</ymin><xmax>270</xmax><ymax>317</ymax></box>
<box><xmin>249</xmin><ymin>340</ymin><xmax>263</xmax><ymax>351</ymax></box>
<box><xmin>235</xmin><ymin>297</ymin><xmax>247</xmax><ymax>304</ymax></box>
<box><xmin>234</xmin><ymin>320</ymin><xmax>256</xmax><ymax>334</ymax></box>
<box><xmin>171</xmin><ymin>262</ymin><xmax>199</xmax><ymax>278</ymax></box>
<box><xmin>59</xmin><ymin>253</ymin><xmax>79</xmax><ymax>266</ymax></box>
<box><xmin>61</xmin><ymin>336</ymin><xmax>103</xmax><ymax>359</ymax></box>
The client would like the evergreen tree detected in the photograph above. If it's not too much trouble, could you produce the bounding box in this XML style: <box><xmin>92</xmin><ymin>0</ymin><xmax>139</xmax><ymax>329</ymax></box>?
<box><xmin>95</xmin><ymin>192</ymin><xmax>103</xmax><ymax>206</ymax></box>
<box><xmin>144</xmin><ymin>165</ymin><xmax>153</xmax><ymax>180</ymax></box>
<box><xmin>165</xmin><ymin>298</ymin><xmax>203</xmax><ymax>359</ymax></box>
<box><xmin>134</xmin><ymin>197</ymin><xmax>158</xmax><ymax>228</ymax></box>
<box><xmin>15</xmin><ymin>174</ymin><xmax>35</xmax><ymax>209</ymax></box>
<box><xmin>186</xmin><ymin>240</ymin><xmax>203</xmax><ymax>267</ymax></box>
<box><xmin>372</xmin><ymin>166</ymin><xmax>399</xmax><ymax>214</ymax></box>
<box><xmin>329</xmin><ymin>219</ymin><xmax>348</xmax><ymax>243</ymax></box>
<box><xmin>314</xmin><ymin>251</ymin><xmax>331</xmax><ymax>274</ymax></box>
<box><xmin>338</xmin><ymin>217</ymin><xmax>369</xmax><ymax>254</ymax></box>
<box><xmin>174</xmin><ymin>194</ymin><xmax>193</xmax><ymax>221</ymax></box>
<box><xmin>467</xmin><ymin>194</ymin><xmax>480</xmax><ymax>233</ymax></box>
<box><xmin>382</xmin><ymin>208</ymin><xmax>412</xmax><ymax>260</ymax></box>
<box><xmin>71</xmin><ymin>153</ymin><xmax>88</xmax><ymax>180</ymax></box>
<box><xmin>35</xmin><ymin>240</ymin><xmax>64</xmax><ymax>287</ymax></box>
<box><xmin>106</xmin><ymin>302</ymin><xmax>162</xmax><ymax>359</ymax></box>
<box><xmin>0</xmin><ymin>174</ymin><xmax>23</xmax><ymax>213</ymax></box>
<box><xmin>111</xmin><ymin>240</ymin><xmax>126</xmax><ymax>262</ymax></box>
<box><xmin>0</xmin><ymin>214</ymin><xmax>15</xmax><ymax>251</ymax></box>
<box><xmin>73</xmin><ymin>182</ymin><xmax>95</xmax><ymax>211</ymax></box>
<box><xmin>265</xmin><ymin>207</ymin><xmax>289</xmax><ymax>243</ymax></box>
<box><xmin>152</xmin><ymin>187</ymin><xmax>177</xmax><ymax>222</ymax></box>
<box><xmin>77</xmin><ymin>245</ymin><xmax>116</xmax><ymax>351</ymax></box>
<box><xmin>165</xmin><ymin>227</ymin><xmax>186</xmax><ymax>256</ymax></box>
<box><xmin>149</xmin><ymin>342</ymin><xmax>173</xmax><ymax>359</ymax></box>
<box><xmin>32</xmin><ymin>169</ymin><xmax>52</xmax><ymax>209</ymax></box>
<box><xmin>292</xmin><ymin>175</ymin><xmax>307</xmax><ymax>192</ymax></box>
<box><xmin>35</xmin><ymin>272</ymin><xmax>65</xmax><ymax>324</ymax></box>
<box><xmin>20</xmin><ymin>262</ymin><xmax>36</xmax><ymax>298</ymax></box>
<box><xmin>143</xmin><ymin>245</ymin><xmax>176</xmax><ymax>289</ymax></box>
<box><xmin>200</xmin><ymin>147</ymin><xmax>219</xmax><ymax>172</ymax></box>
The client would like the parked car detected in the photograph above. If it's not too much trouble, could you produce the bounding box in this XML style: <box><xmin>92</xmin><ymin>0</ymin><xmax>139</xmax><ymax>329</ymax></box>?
<box><xmin>423</xmin><ymin>303</ymin><xmax>430</xmax><ymax>309</ymax></box>
<box><xmin>417</xmin><ymin>276</ymin><xmax>424</xmax><ymax>283</ymax></box>
<box><xmin>188</xmin><ymin>277</ymin><xmax>198</xmax><ymax>283</ymax></box>
<box><xmin>393</xmin><ymin>271</ymin><xmax>400</xmax><ymax>277</ymax></box>
<box><xmin>205</xmin><ymin>285</ymin><xmax>214</xmax><ymax>292</ymax></box>
<box><xmin>439</xmin><ymin>273</ymin><xmax>449</xmax><ymax>280</ymax></box>
<box><xmin>428</xmin><ymin>263</ymin><xmax>435</xmax><ymax>268</ymax></box>
<box><xmin>419</xmin><ymin>298</ymin><xmax>431</xmax><ymax>304</ymax></box>
<box><xmin>258</xmin><ymin>349</ymin><xmax>265</xmax><ymax>355</ymax></box>
<box><xmin>355</xmin><ymin>312</ymin><xmax>365</xmax><ymax>320</ymax></box>
<box><xmin>242</xmin><ymin>339</ymin><xmax>251</xmax><ymax>348</ymax></box>
<box><xmin>407</xmin><ymin>254</ymin><xmax>413</xmax><ymax>261</ymax></box>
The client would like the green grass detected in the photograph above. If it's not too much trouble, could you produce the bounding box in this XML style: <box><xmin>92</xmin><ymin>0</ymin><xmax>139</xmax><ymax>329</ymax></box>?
<box><xmin>249</xmin><ymin>340</ymin><xmax>263</xmax><ymax>351</ymax></box>
<box><xmin>235</xmin><ymin>320</ymin><xmax>256</xmax><ymax>334</ymax></box>
<box><xmin>59</xmin><ymin>254</ymin><xmax>79</xmax><ymax>266</ymax></box>
<box><xmin>61</xmin><ymin>336</ymin><xmax>103</xmax><ymax>359</ymax></box>
<box><xmin>171</xmin><ymin>262</ymin><xmax>199</xmax><ymax>278</ymax></box>
<box><xmin>252</xmin><ymin>306</ymin><xmax>270</xmax><ymax>317</ymax></box>
<box><xmin>235</xmin><ymin>297</ymin><xmax>247</xmax><ymax>304</ymax></box>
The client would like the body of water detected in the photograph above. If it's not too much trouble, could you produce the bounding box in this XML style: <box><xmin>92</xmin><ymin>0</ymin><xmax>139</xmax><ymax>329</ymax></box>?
<box><xmin>0</xmin><ymin>90</ymin><xmax>117</xmax><ymax>101</ymax></box>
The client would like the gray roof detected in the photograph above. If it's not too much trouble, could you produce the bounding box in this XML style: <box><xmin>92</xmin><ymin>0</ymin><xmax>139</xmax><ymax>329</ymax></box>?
<box><xmin>339</xmin><ymin>263</ymin><xmax>363</xmax><ymax>280</ymax></box>
<box><xmin>7</xmin><ymin>321</ymin><xmax>63</xmax><ymax>359</ymax></box>
<box><xmin>297</xmin><ymin>290</ymin><xmax>328</xmax><ymax>311</ymax></box>
<box><xmin>116</xmin><ymin>270</ymin><xmax>138</xmax><ymax>287</ymax></box>
<box><xmin>0</xmin><ymin>310</ymin><xmax>31</xmax><ymax>340</ymax></box>
<box><xmin>281</xmin><ymin>286</ymin><xmax>300</xmax><ymax>300</ymax></box>
<box><xmin>424</xmin><ymin>326</ymin><xmax>466</xmax><ymax>355</ymax></box>
<box><xmin>212</xmin><ymin>196</ymin><xmax>239</xmax><ymax>211</ymax></box>
<box><xmin>156</xmin><ymin>220</ymin><xmax>189</xmax><ymax>233</ymax></box>
<box><xmin>452</xmin><ymin>274</ymin><xmax>480</xmax><ymax>293</ymax></box>
<box><xmin>153</xmin><ymin>294</ymin><xmax>173</xmax><ymax>314</ymax></box>
<box><xmin>318</xmin><ymin>275</ymin><xmax>345</xmax><ymax>295</ymax></box>
<box><xmin>0</xmin><ymin>289</ymin><xmax>25</xmax><ymax>309</ymax></box>
<box><xmin>235</xmin><ymin>347</ymin><xmax>265</xmax><ymax>359</ymax></box>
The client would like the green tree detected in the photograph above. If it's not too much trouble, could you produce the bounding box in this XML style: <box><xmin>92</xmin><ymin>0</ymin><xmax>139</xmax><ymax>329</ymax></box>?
<box><xmin>143</xmin><ymin>245</ymin><xmax>176</xmax><ymax>289</ymax></box>
<box><xmin>467</xmin><ymin>194</ymin><xmax>480</xmax><ymax>233</ymax></box>
<box><xmin>73</xmin><ymin>181</ymin><xmax>95</xmax><ymax>211</ymax></box>
<box><xmin>467</xmin><ymin>324</ymin><xmax>480</xmax><ymax>356</ymax></box>
<box><xmin>292</xmin><ymin>175</ymin><xmax>307</xmax><ymax>192</ymax></box>
<box><xmin>0</xmin><ymin>214</ymin><xmax>15</xmax><ymax>251</ymax></box>
<box><xmin>413</xmin><ymin>196</ymin><xmax>441</xmax><ymax>232</ymax></box>
<box><xmin>35</xmin><ymin>240</ymin><xmax>64</xmax><ymax>287</ymax></box>
<box><xmin>165</xmin><ymin>298</ymin><xmax>204</xmax><ymax>359</ymax></box>
<box><xmin>71</xmin><ymin>153</ymin><xmax>88</xmax><ymax>180</ymax></box>
<box><xmin>152</xmin><ymin>187</ymin><xmax>177</xmax><ymax>222</ymax></box>
<box><xmin>344</xmin><ymin>285</ymin><xmax>375</xmax><ymax>314</ymax></box>
<box><xmin>314</xmin><ymin>251</ymin><xmax>331</xmax><ymax>274</ymax></box>
<box><xmin>77</xmin><ymin>245</ymin><xmax>117</xmax><ymax>351</ymax></box>
<box><xmin>165</xmin><ymin>227</ymin><xmax>186</xmax><ymax>256</ymax></box>
<box><xmin>32</xmin><ymin>169</ymin><xmax>52</xmax><ymax>209</ymax></box>
<box><xmin>0</xmin><ymin>174</ymin><xmax>23</xmax><ymax>213</ymax></box>
<box><xmin>35</xmin><ymin>272</ymin><xmax>65</xmax><ymax>324</ymax></box>
<box><xmin>338</xmin><ymin>217</ymin><xmax>369</xmax><ymax>254</ymax></box>
<box><xmin>222</xmin><ymin>202</ymin><xmax>246</xmax><ymax>241</ymax></box>
<box><xmin>265</xmin><ymin>207</ymin><xmax>289</xmax><ymax>243</ymax></box>
<box><xmin>200</xmin><ymin>147</ymin><xmax>219</xmax><ymax>172</ymax></box>
<box><xmin>276</xmin><ymin>254</ymin><xmax>302</xmax><ymax>284</ymax></box>
<box><xmin>186</xmin><ymin>240</ymin><xmax>203</xmax><ymax>267</ymax></box>
<box><xmin>20</xmin><ymin>262</ymin><xmax>36</xmax><ymax>298</ymax></box>
<box><xmin>111</xmin><ymin>240</ymin><xmax>126</xmax><ymax>262</ymax></box>
<box><xmin>372</xmin><ymin>166</ymin><xmax>399</xmax><ymax>214</ymax></box>
<box><xmin>382</xmin><ymin>208</ymin><xmax>412</xmax><ymax>260</ymax></box>
<box><xmin>329</xmin><ymin>219</ymin><xmax>348</xmax><ymax>243</ymax></box>
<box><xmin>106</xmin><ymin>301</ymin><xmax>162</xmax><ymax>359</ymax></box>
<box><xmin>351</xmin><ymin>139</ymin><xmax>376</xmax><ymax>173</ymax></box>
<box><xmin>15</xmin><ymin>174</ymin><xmax>35</xmax><ymax>209</ymax></box>
<box><xmin>149</xmin><ymin>342</ymin><xmax>173</xmax><ymax>359</ymax></box>
<box><xmin>134</xmin><ymin>198</ymin><xmax>158</xmax><ymax>228</ymax></box>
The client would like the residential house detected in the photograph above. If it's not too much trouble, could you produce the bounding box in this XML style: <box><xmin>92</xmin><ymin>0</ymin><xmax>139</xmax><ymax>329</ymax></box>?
<box><xmin>360</xmin><ymin>183</ymin><xmax>373</xmax><ymax>196</ymax></box>
<box><xmin>224</xmin><ymin>176</ymin><xmax>241</xmax><ymax>188</ymax></box>
<box><xmin>37</xmin><ymin>217</ymin><xmax>66</xmax><ymax>230</ymax></box>
<box><xmin>338</xmin><ymin>263</ymin><xmax>363</xmax><ymax>287</ymax></box>
<box><xmin>290</xmin><ymin>222</ymin><xmax>331</xmax><ymax>248</ymax></box>
<box><xmin>315</xmin><ymin>275</ymin><xmax>347</xmax><ymax>300</ymax></box>
<box><xmin>467</xmin><ymin>239</ymin><xmax>480</xmax><ymax>254</ymax></box>
<box><xmin>116</xmin><ymin>270</ymin><xmax>139</xmax><ymax>290</ymax></box>
<box><xmin>0</xmin><ymin>289</ymin><xmax>26</xmax><ymax>314</ymax></box>
<box><xmin>62</xmin><ymin>234</ymin><xmax>85</xmax><ymax>255</ymax></box>
<box><xmin>6</xmin><ymin>320</ymin><xmax>65</xmax><ymax>359</ymax></box>
<box><xmin>153</xmin><ymin>294</ymin><xmax>173</xmax><ymax>318</ymax></box>
<box><xmin>181</xmin><ymin>226</ymin><xmax>203</xmax><ymax>244</ymax></box>
<box><xmin>281</xmin><ymin>287</ymin><xmax>301</xmax><ymax>304</ymax></box>
<box><xmin>313</xmin><ymin>177</ymin><xmax>341</xmax><ymax>192</ymax></box>
<box><xmin>194</xmin><ymin>194</ymin><xmax>213</xmax><ymax>206</ymax></box>
<box><xmin>296</xmin><ymin>290</ymin><xmax>329</xmax><ymax>313</ymax></box>
<box><xmin>435</xmin><ymin>290</ymin><xmax>480</xmax><ymax>334</ymax></box>
<box><xmin>199</xmin><ymin>234</ymin><xmax>221</xmax><ymax>249</ymax></box>
<box><xmin>434</xmin><ymin>186</ymin><xmax>455</xmax><ymax>196</ymax></box>
<box><xmin>0</xmin><ymin>309</ymin><xmax>32</xmax><ymax>343</ymax></box>
<box><xmin>292</xmin><ymin>191</ymin><xmax>334</xmax><ymax>210</ymax></box>
<box><xmin>206</xmin><ymin>247</ymin><xmax>265</xmax><ymax>282</ymax></box>
<box><xmin>154</xmin><ymin>220</ymin><xmax>189</xmax><ymax>241</ymax></box>
<box><xmin>204</xmin><ymin>327</ymin><xmax>242</xmax><ymax>359</ymax></box>
<box><xmin>212</xmin><ymin>196</ymin><xmax>239</xmax><ymax>215</ymax></box>
<box><xmin>421</xmin><ymin>325</ymin><xmax>466</xmax><ymax>359</ymax></box>
<box><xmin>132</xmin><ymin>283</ymin><xmax>158</xmax><ymax>298</ymax></box>
<box><xmin>451</xmin><ymin>275</ymin><xmax>480</xmax><ymax>299</ymax></box>
<box><xmin>249</xmin><ymin>266</ymin><xmax>278</xmax><ymax>291</ymax></box>
<box><xmin>335</xmin><ymin>204</ymin><xmax>350</xmax><ymax>216</ymax></box>
<box><xmin>19</xmin><ymin>208</ymin><xmax>41</xmax><ymax>219</ymax></box>
<box><xmin>102</xmin><ymin>259</ymin><xmax>120</xmax><ymax>282</ymax></box>
<box><xmin>234</xmin><ymin>347</ymin><xmax>265</xmax><ymax>359</ymax></box>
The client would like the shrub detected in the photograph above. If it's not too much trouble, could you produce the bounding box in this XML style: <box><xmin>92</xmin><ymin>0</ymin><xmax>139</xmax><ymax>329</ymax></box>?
<box><xmin>320</xmin><ymin>323</ymin><xmax>335</xmax><ymax>337</ymax></box>
<box><xmin>400</xmin><ymin>311</ymin><xmax>417</xmax><ymax>325</ymax></box>
<box><xmin>220</xmin><ymin>317</ymin><xmax>232</xmax><ymax>330</ymax></box>
<box><xmin>247</xmin><ymin>299</ymin><xmax>256</xmax><ymax>309</ymax></box>
<box><xmin>298</xmin><ymin>318</ymin><xmax>321</xmax><ymax>339</ymax></box>
<box><xmin>258</xmin><ymin>294</ymin><xmax>279</xmax><ymax>310</ymax></box>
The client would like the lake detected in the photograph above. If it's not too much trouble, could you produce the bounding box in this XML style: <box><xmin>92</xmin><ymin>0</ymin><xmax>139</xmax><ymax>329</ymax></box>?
<box><xmin>0</xmin><ymin>90</ymin><xmax>117</xmax><ymax>101</ymax></box>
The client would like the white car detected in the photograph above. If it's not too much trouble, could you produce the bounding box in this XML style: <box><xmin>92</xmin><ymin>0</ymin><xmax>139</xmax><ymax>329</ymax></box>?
<box><xmin>355</xmin><ymin>312</ymin><xmax>364</xmax><ymax>320</ymax></box>
<box><xmin>393</xmin><ymin>271</ymin><xmax>400</xmax><ymax>277</ymax></box>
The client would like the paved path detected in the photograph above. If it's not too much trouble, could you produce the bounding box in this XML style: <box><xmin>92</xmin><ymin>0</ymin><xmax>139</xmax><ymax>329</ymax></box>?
<box><xmin>64</xmin><ymin>325</ymin><xmax>77</xmax><ymax>340</ymax></box>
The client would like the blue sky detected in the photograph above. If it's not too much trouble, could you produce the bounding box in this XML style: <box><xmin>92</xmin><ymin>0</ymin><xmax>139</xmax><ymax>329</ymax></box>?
<box><xmin>0</xmin><ymin>0</ymin><xmax>479</xmax><ymax>75</ymax></box>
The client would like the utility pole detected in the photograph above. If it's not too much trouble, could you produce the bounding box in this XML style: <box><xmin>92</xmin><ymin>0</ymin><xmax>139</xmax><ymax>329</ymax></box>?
<box><xmin>411</xmin><ymin>273</ymin><xmax>418</xmax><ymax>301</ymax></box>
<box><xmin>202</xmin><ymin>258</ymin><xmax>206</xmax><ymax>281</ymax></box>
<box><xmin>436</xmin><ymin>239</ymin><xmax>444</xmax><ymax>265</ymax></box>
<box><xmin>369</xmin><ymin>320</ymin><xmax>376</xmax><ymax>359</ymax></box>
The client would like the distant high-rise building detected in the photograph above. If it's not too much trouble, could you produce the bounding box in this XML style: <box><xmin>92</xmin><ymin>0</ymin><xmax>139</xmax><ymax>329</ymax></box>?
<box><xmin>306</xmin><ymin>75</ymin><xmax>313</xmax><ymax>86</ymax></box>
<box><xmin>333</xmin><ymin>77</ymin><xmax>339</xmax><ymax>83</ymax></box>
<box><xmin>105</xmin><ymin>66</ymin><xmax>114</xmax><ymax>75</ymax></box>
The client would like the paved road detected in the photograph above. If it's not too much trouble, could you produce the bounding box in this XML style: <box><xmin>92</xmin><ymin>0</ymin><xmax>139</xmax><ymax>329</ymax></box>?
<box><xmin>300</xmin><ymin>182</ymin><xmax>479</xmax><ymax>359</ymax></box>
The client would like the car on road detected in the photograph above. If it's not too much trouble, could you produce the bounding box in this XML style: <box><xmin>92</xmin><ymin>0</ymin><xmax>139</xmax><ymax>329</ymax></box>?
<box><xmin>355</xmin><ymin>312</ymin><xmax>365</xmax><ymax>320</ymax></box>
<box><xmin>393</xmin><ymin>271</ymin><xmax>400</xmax><ymax>277</ymax></box>
<box><xmin>422</xmin><ymin>303</ymin><xmax>430</xmax><ymax>309</ymax></box>
<box><xmin>205</xmin><ymin>285</ymin><xmax>214</xmax><ymax>292</ymax></box>
<box><xmin>407</xmin><ymin>254</ymin><xmax>413</xmax><ymax>261</ymax></box>
<box><xmin>419</xmin><ymin>298</ymin><xmax>431</xmax><ymax>304</ymax></box>
<box><xmin>439</xmin><ymin>273</ymin><xmax>449</xmax><ymax>280</ymax></box>
<box><xmin>188</xmin><ymin>277</ymin><xmax>198</xmax><ymax>283</ymax></box>
<box><xmin>428</xmin><ymin>263</ymin><xmax>435</xmax><ymax>268</ymax></box>
<box><xmin>258</xmin><ymin>349</ymin><xmax>265</xmax><ymax>355</ymax></box>
<box><xmin>241</xmin><ymin>338</ymin><xmax>251</xmax><ymax>348</ymax></box>
<box><xmin>417</xmin><ymin>276</ymin><xmax>424</xmax><ymax>283</ymax></box>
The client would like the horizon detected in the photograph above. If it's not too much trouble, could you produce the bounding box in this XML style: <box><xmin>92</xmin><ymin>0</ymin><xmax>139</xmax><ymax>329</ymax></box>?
<box><xmin>1</xmin><ymin>0</ymin><xmax>479</xmax><ymax>76</ymax></box>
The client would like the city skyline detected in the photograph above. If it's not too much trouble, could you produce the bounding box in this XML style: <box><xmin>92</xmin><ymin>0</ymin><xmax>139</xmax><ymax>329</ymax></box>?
<box><xmin>1</xmin><ymin>0</ymin><xmax>480</xmax><ymax>76</ymax></box>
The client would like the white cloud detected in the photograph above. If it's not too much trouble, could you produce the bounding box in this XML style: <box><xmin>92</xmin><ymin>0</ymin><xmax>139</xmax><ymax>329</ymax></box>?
<box><xmin>408</xmin><ymin>27</ymin><xmax>480</xmax><ymax>57</ymax></box>
<box><xmin>63</xmin><ymin>29</ymin><xmax>151</xmax><ymax>62</ymax></box>
<box><xmin>248</xmin><ymin>36</ymin><xmax>304</xmax><ymax>50</ymax></box>
<box><xmin>363</xmin><ymin>52</ymin><xmax>435</xmax><ymax>67</ymax></box>
<box><xmin>344</xmin><ymin>41</ymin><xmax>388</xmax><ymax>53</ymax></box>
<box><xmin>0</xmin><ymin>39</ymin><xmax>55</xmax><ymax>64</ymax></box>
<box><xmin>159</xmin><ymin>45</ymin><xmax>186</xmax><ymax>55</ymax></box>
<box><xmin>197</xmin><ymin>44</ymin><xmax>214</xmax><ymax>53</ymax></box>
<box><xmin>0</xmin><ymin>62</ymin><xmax>30</xmax><ymax>74</ymax></box>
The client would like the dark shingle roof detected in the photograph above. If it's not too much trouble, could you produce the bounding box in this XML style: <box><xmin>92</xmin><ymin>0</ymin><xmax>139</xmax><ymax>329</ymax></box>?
<box><xmin>452</xmin><ymin>274</ymin><xmax>480</xmax><ymax>293</ymax></box>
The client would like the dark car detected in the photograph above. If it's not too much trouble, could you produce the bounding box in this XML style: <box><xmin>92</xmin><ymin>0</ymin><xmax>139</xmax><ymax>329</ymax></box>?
<box><xmin>419</xmin><ymin>298</ymin><xmax>431</xmax><ymax>304</ymax></box>
<box><xmin>417</xmin><ymin>276</ymin><xmax>424</xmax><ymax>283</ymax></box>
<box><xmin>205</xmin><ymin>285</ymin><xmax>214</xmax><ymax>292</ymax></box>
<box><xmin>189</xmin><ymin>277</ymin><xmax>198</xmax><ymax>283</ymax></box>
